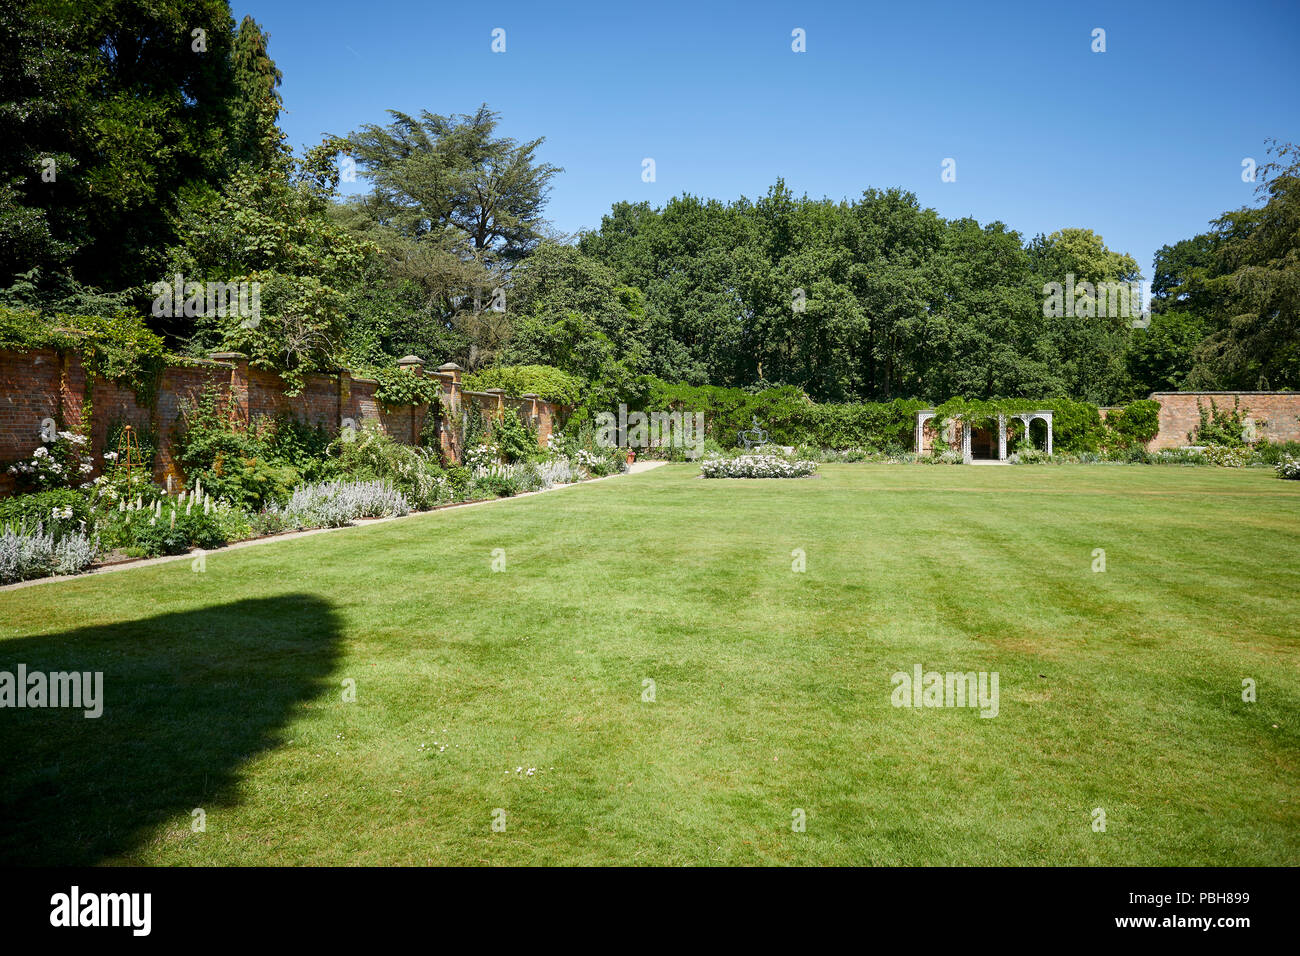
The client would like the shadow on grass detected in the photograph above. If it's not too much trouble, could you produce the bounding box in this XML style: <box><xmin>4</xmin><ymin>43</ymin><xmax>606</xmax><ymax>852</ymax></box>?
<box><xmin>0</xmin><ymin>594</ymin><xmax>341</xmax><ymax>865</ymax></box>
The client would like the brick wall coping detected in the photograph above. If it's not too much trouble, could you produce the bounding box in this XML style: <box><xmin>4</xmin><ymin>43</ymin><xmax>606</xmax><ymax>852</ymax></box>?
<box><xmin>1148</xmin><ymin>391</ymin><xmax>1298</xmax><ymax>397</ymax></box>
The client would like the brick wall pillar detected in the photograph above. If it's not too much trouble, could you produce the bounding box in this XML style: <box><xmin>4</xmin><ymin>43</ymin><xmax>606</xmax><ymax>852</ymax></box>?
<box><xmin>435</xmin><ymin>363</ymin><xmax>463</xmax><ymax>460</ymax></box>
<box><xmin>521</xmin><ymin>393</ymin><xmax>543</xmax><ymax>450</ymax></box>
<box><xmin>396</xmin><ymin>355</ymin><xmax>425</xmax><ymax>444</ymax></box>
<box><xmin>337</xmin><ymin>368</ymin><xmax>352</xmax><ymax>434</ymax></box>
<box><xmin>210</xmin><ymin>352</ymin><xmax>249</xmax><ymax>426</ymax></box>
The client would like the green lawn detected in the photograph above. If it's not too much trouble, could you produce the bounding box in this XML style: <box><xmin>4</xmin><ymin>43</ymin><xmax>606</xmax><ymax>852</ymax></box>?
<box><xmin>1</xmin><ymin>463</ymin><xmax>1297</xmax><ymax>865</ymax></box>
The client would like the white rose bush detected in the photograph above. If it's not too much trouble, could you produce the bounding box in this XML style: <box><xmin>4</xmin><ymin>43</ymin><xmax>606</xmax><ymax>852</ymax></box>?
<box><xmin>699</xmin><ymin>454</ymin><xmax>817</xmax><ymax>479</ymax></box>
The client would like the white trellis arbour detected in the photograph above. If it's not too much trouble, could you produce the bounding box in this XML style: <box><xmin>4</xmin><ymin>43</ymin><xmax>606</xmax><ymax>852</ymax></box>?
<box><xmin>914</xmin><ymin>411</ymin><xmax>936</xmax><ymax>453</ymax></box>
<box><xmin>1013</xmin><ymin>411</ymin><xmax>1054</xmax><ymax>457</ymax></box>
<box><xmin>915</xmin><ymin>408</ymin><xmax>1053</xmax><ymax>462</ymax></box>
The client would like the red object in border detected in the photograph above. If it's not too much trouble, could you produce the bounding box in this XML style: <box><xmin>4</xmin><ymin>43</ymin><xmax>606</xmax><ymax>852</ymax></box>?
<box><xmin>627</xmin><ymin>450</ymin><xmax>636</xmax><ymax>464</ymax></box>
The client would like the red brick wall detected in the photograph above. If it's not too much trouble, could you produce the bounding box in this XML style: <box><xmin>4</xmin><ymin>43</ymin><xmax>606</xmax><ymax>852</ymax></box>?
<box><xmin>0</xmin><ymin>350</ymin><xmax>63</xmax><ymax>490</ymax></box>
<box><xmin>0</xmin><ymin>349</ymin><xmax>562</xmax><ymax>495</ymax></box>
<box><xmin>1148</xmin><ymin>392</ymin><xmax>1300</xmax><ymax>450</ymax></box>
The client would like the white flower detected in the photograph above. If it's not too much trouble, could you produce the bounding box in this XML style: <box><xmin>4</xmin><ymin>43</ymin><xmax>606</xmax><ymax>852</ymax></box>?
<box><xmin>700</xmin><ymin>454</ymin><xmax>816</xmax><ymax>479</ymax></box>
<box><xmin>33</xmin><ymin>446</ymin><xmax>49</xmax><ymax>459</ymax></box>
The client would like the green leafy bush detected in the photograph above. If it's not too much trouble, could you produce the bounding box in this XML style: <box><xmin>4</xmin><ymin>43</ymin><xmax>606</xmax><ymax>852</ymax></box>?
<box><xmin>372</xmin><ymin>365</ymin><xmax>441</xmax><ymax>408</ymax></box>
<box><xmin>491</xmin><ymin>409</ymin><xmax>540</xmax><ymax>464</ymax></box>
<box><xmin>472</xmin><ymin>472</ymin><xmax>521</xmax><ymax>498</ymax></box>
<box><xmin>129</xmin><ymin>521</ymin><xmax>193</xmax><ymax>557</ymax></box>
<box><xmin>463</xmin><ymin>365</ymin><xmax>586</xmax><ymax>406</ymax></box>
<box><xmin>442</xmin><ymin>466</ymin><xmax>473</xmax><ymax>501</ymax></box>
<box><xmin>175</xmin><ymin>386</ymin><xmax>319</xmax><ymax>508</ymax></box>
<box><xmin>1106</xmin><ymin>399</ymin><xmax>1161</xmax><ymax>447</ymax></box>
<box><xmin>175</xmin><ymin>386</ymin><xmax>263</xmax><ymax>496</ymax></box>
<box><xmin>331</xmin><ymin>422</ymin><xmax>448</xmax><ymax>508</ymax></box>
<box><xmin>262</xmin><ymin>414</ymin><xmax>335</xmax><ymax>482</ymax></box>
<box><xmin>108</xmin><ymin>500</ymin><xmax>237</xmax><ymax>557</ymax></box>
<box><xmin>1254</xmin><ymin>441</ymin><xmax>1300</xmax><ymax>466</ymax></box>
<box><xmin>219</xmin><ymin>457</ymin><xmax>301</xmax><ymax>510</ymax></box>
<box><xmin>0</xmin><ymin>489</ymin><xmax>93</xmax><ymax>538</ymax></box>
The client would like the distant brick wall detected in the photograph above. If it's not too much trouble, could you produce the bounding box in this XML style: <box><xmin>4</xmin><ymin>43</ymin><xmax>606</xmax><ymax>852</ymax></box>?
<box><xmin>0</xmin><ymin>350</ymin><xmax>562</xmax><ymax>495</ymax></box>
<box><xmin>1148</xmin><ymin>392</ymin><xmax>1300</xmax><ymax>450</ymax></box>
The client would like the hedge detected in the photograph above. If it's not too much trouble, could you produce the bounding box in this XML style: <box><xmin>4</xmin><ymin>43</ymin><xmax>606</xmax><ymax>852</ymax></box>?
<box><xmin>463</xmin><ymin>365</ymin><xmax>587</xmax><ymax>406</ymax></box>
<box><xmin>639</xmin><ymin>382</ymin><xmax>1161</xmax><ymax>453</ymax></box>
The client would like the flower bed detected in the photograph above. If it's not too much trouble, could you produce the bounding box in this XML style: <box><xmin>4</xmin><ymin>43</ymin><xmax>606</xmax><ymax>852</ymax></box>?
<box><xmin>699</xmin><ymin>455</ymin><xmax>817</xmax><ymax>479</ymax></box>
<box><xmin>0</xmin><ymin>443</ymin><xmax>634</xmax><ymax>586</ymax></box>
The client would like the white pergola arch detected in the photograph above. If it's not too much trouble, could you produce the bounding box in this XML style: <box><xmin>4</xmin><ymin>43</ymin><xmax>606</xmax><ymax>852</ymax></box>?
<box><xmin>915</xmin><ymin>409</ymin><xmax>1053</xmax><ymax>462</ymax></box>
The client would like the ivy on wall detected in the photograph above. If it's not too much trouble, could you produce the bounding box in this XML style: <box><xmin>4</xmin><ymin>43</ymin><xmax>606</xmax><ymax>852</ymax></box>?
<box><xmin>0</xmin><ymin>306</ymin><xmax>167</xmax><ymax>407</ymax></box>
<box><xmin>369</xmin><ymin>365</ymin><xmax>441</xmax><ymax>408</ymax></box>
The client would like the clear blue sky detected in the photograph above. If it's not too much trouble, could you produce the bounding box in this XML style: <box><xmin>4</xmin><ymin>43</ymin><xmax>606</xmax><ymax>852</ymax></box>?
<box><xmin>234</xmin><ymin>0</ymin><xmax>1299</xmax><ymax>279</ymax></box>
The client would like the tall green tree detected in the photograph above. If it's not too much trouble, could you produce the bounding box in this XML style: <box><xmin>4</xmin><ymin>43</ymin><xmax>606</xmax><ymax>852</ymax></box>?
<box><xmin>347</xmin><ymin>106</ymin><xmax>562</xmax><ymax>263</ymax></box>
<box><xmin>577</xmin><ymin>184</ymin><xmax>1120</xmax><ymax>403</ymax></box>
<box><xmin>0</xmin><ymin>1</ymin><xmax>89</xmax><ymax>289</ymax></box>
<box><xmin>1028</xmin><ymin>228</ymin><xmax>1143</xmax><ymax>402</ymax></box>
<box><xmin>228</xmin><ymin>15</ymin><xmax>287</xmax><ymax>173</ymax></box>
<box><xmin>0</xmin><ymin>1</ymin><xmax>268</xmax><ymax>300</ymax></box>
<box><xmin>1193</xmin><ymin>141</ymin><xmax>1300</xmax><ymax>389</ymax></box>
<box><xmin>164</xmin><ymin>151</ymin><xmax>377</xmax><ymax>388</ymax></box>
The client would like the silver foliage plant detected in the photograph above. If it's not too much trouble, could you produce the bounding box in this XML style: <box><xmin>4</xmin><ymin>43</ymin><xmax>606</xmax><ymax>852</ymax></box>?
<box><xmin>272</xmin><ymin>480</ymin><xmax>411</xmax><ymax>529</ymax></box>
<box><xmin>474</xmin><ymin>458</ymin><xmax>584</xmax><ymax>492</ymax></box>
<box><xmin>536</xmin><ymin>458</ymin><xmax>583</xmax><ymax>488</ymax></box>
<box><xmin>0</xmin><ymin>524</ymin><xmax>101</xmax><ymax>584</ymax></box>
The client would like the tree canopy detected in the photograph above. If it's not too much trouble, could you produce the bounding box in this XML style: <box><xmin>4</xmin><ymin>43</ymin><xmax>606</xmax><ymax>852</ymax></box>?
<box><xmin>1</xmin><ymin>1</ymin><xmax>1294</xmax><ymax>408</ymax></box>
